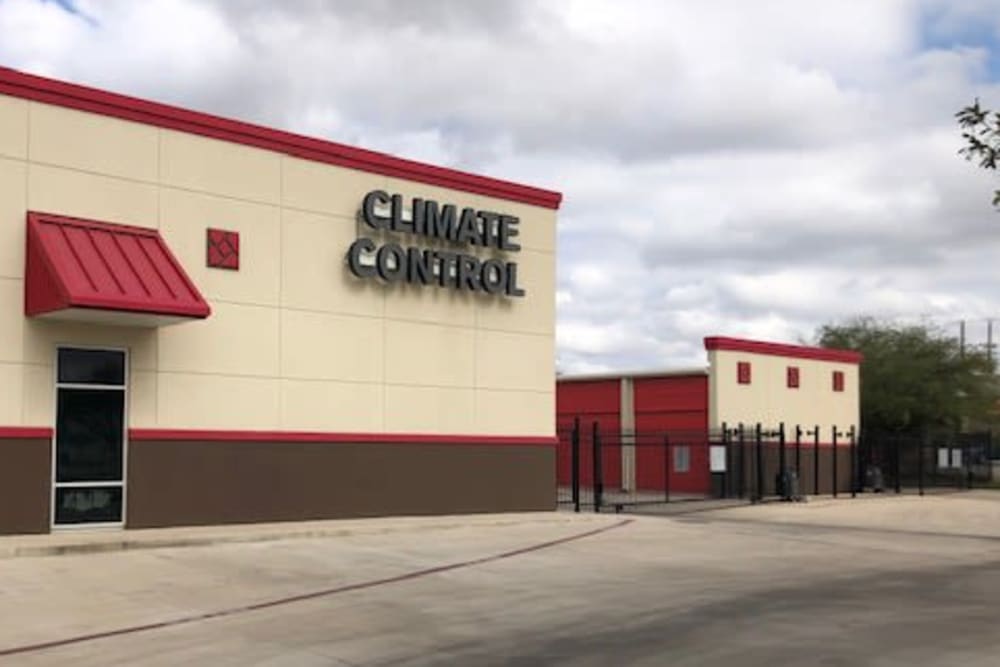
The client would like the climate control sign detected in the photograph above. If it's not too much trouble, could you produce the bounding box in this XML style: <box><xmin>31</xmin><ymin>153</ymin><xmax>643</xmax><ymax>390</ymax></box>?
<box><xmin>347</xmin><ymin>190</ymin><xmax>525</xmax><ymax>297</ymax></box>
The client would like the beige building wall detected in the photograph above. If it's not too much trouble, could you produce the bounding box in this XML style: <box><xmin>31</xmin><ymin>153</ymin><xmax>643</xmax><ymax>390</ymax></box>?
<box><xmin>707</xmin><ymin>349</ymin><xmax>859</xmax><ymax>436</ymax></box>
<box><xmin>0</xmin><ymin>95</ymin><xmax>556</xmax><ymax>437</ymax></box>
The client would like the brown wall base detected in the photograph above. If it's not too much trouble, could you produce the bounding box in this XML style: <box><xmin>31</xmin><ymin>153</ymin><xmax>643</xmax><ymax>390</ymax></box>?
<box><xmin>127</xmin><ymin>440</ymin><xmax>556</xmax><ymax>529</ymax></box>
<box><xmin>0</xmin><ymin>439</ymin><xmax>51</xmax><ymax>534</ymax></box>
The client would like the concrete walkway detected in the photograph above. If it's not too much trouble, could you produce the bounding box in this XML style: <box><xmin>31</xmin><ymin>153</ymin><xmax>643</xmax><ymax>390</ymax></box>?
<box><xmin>2</xmin><ymin>496</ymin><xmax>1000</xmax><ymax>665</ymax></box>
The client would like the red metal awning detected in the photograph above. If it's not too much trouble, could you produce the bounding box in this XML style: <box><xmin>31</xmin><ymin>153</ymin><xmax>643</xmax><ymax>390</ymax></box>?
<box><xmin>25</xmin><ymin>212</ymin><xmax>211</xmax><ymax>326</ymax></box>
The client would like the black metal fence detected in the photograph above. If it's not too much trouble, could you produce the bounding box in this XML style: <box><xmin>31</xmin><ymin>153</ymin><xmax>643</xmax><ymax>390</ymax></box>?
<box><xmin>556</xmin><ymin>419</ymin><xmax>993</xmax><ymax>513</ymax></box>
<box><xmin>859</xmin><ymin>429</ymin><xmax>993</xmax><ymax>494</ymax></box>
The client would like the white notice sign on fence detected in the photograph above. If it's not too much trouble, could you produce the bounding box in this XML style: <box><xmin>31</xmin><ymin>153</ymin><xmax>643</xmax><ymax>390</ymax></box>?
<box><xmin>937</xmin><ymin>448</ymin><xmax>950</xmax><ymax>469</ymax></box>
<box><xmin>710</xmin><ymin>445</ymin><xmax>727</xmax><ymax>472</ymax></box>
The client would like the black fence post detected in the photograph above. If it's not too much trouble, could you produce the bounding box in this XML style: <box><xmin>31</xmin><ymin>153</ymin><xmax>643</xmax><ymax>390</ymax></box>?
<box><xmin>850</xmin><ymin>425</ymin><xmax>857</xmax><ymax>499</ymax></box>
<box><xmin>592</xmin><ymin>421</ymin><xmax>603</xmax><ymax>513</ymax></box>
<box><xmin>991</xmin><ymin>429</ymin><xmax>996</xmax><ymax>485</ymax></box>
<box><xmin>779</xmin><ymin>422</ymin><xmax>786</xmax><ymax>476</ymax></box>
<box><xmin>737</xmin><ymin>424</ymin><xmax>746</xmax><ymax>499</ymax></box>
<box><xmin>965</xmin><ymin>439</ymin><xmax>972</xmax><ymax>490</ymax></box>
<box><xmin>721</xmin><ymin>422</ymin><xmax>730</xmax><ymax>498</ymax></box>
<box><xmin>813</xmin><ymin>425</ymin><xmax>820</xmax><ymax>496</ymax></box>
<box><xmin>664</xmin><ymin>434</ymin><xmax>671</xmax><ymax>503</ymax></box>
<box><xmin>778</xmin><ymin>422</ymin><xmax>786</xmax><ymax>497</ymax></box>
<box><xmin>894</xmin><ymin>435</ymin><xmax>902</xmax><ymax>494</ymax></box>
<box><xmin>571</xmin><ymin>417</ymin><xmax>581</xmax><ymax>512</ymax></box>
<box><xmin>795</xmin><ymin>424</ymin><xmax>802</xmax><ymax>478</ymax></box>
<box><xmin>917</xmin><ymin>436</ymin><xmax>925</xmax><ymax>497</ymax></box>
<box><xmin>755</xmin><ymin>423</ymin><xmax>764</xmax><ymax>502</ymax></box>
<box><xmin>832</xmin><ymin>426</ymin><xmax>839</xmax><ymax>498</ymax></box>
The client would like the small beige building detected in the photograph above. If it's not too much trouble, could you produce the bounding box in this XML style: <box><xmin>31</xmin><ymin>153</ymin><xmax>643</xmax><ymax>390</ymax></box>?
<box><xmin>556</xmin><ymin>336</ymin><xmax>862</xmax><ymax>496</ymax></box>
<box><xmin>0</xmin><ymin>66</ymin><xmax>560</xmax><ymax>534</ymax></box>
<box><xmin>705</xmin><ymin>336</ymin><xmax>860</xmax><ymax>435</ymax></box>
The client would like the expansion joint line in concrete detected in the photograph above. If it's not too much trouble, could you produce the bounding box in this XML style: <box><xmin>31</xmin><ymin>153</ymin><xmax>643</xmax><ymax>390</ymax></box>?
<box><xmin>0</xmin><ymin>518</ymin><xmax>633</xmax><ymax>658</ymax></box>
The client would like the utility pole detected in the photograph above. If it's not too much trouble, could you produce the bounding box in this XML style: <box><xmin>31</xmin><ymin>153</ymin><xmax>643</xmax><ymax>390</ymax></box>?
<box><xmin>960</xmin><ymin>319</ymin><xmax>966</xmax><ymax>359</ymax></box>
<box><xmin>989</xmin><ymin>319</ymin><xmax>994</xmax><ymax>367</ymax></box>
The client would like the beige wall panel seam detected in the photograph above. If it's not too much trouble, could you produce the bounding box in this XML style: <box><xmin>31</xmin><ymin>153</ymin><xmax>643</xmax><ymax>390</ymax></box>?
<box><xmin>271</xmin><ymin>303</ymin><xmax>386</xmax><ymax>323</ymax></box>
<box><xmin>24</xmin><ymin>97</ymin><xmax>31</xmax><ymax>166</ymax></box>
<box><xmin>0</xmin><ymin>155</ymin><xmax>26</xmax><ymax>168</ymax></box>
<box><xmin>381</xmin><ymin>260</ymin><xmax>389</xmax><ymax>431</ymax></box>
<box><xmin>0</xmin><ymin>279</ymin><xmax>25</xmax><ymax>367</ymax></box>
<box><xmin>280</xmin><ymin>376</ymin><xmax>383</xmax><ymax>387</ymax></box>
<box><xmin>13</xmin><ymin>361</ymin><xmax>52</xmax><ymax>370</ymax></box>
<box><xmin>376</xmin><ymin>382</ymin><xmax>553</xmax><ymax>396</ymax></box>
<box><xmin>472</xmin><ymin>281</ymin><xmax>480</xmax><ymax>416</ymax></box>
<box><xmin>158</xmin><ymin>182</ymin><xmax>281</xmax><ymax>210</ymax></box>
<box><xmin>154</xmin><ymin>369</ymin><xmax>287</xmax><ymax>381</ymax></box>
<box><xmin>473</xmin><ymin>323</ymin><xmax>555</xmax><ymax>336</ymax></box>
<box><xmin>0</xmin><ymin>361</ymin><xmax>24</xmax><ymax>426</ymax></box>
<box><xmin>380</xmin><ymin>380</ymin><xmax>479</xmax><ymax>391</ymax></box>
<box><xmin>155</xmin><ymin>131</ymin><xmax>161</xmax><ymax>231</ymax></box>
<box><xmin>0</xmin><ymin>158</ymin><xmax>28</xmax><ymax>280</ymax></box>
<box><xmin>277</xmin><ymin>156</ymin><xmax>285</xmax><ymax>425</ymax></box>
<box><xmin>0</xmin><ymin>95</ymin><xmax>28</xmax><ymax>159</ymax></box>
<box><xmin>263</xmin><ymin>301</ymin><xmax>555</xmax><ymax>336</ymax></box>
<box><xmin>152</xmin><ymin>129</ymin><xmax>162</xmax><ymax>425</ymax></box>
<box><xmin>23</xmin><ymin>159</ymin><xmax>160</xmax><ymax>188</ymax></box>
<box><xmin>384</xmin><ymin>385</ymin><xmax>552</xmax><ymax>395</ymax></box>
<box><xmin>280</xmin><ymin>203</ymin><xmax>364</xmax><ymax>222</ymax></box>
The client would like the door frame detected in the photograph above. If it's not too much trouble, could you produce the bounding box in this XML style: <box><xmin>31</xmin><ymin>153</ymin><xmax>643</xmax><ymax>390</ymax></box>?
<box><xmin>50</xmin><ymin>344</ymin><xmax>129</xmax><ymax>531</ymax></box>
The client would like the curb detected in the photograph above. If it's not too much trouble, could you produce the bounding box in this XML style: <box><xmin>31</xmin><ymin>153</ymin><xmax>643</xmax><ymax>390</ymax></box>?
<box><xmin>0</xmin><ymin>512</ymin><xmax>614</xmax><ymax>559</ymax></box>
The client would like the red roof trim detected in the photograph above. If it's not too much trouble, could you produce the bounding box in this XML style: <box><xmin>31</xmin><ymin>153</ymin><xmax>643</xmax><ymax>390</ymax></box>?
<box><xmin>0</xmin><ymin>427</ymin><xmax>53</xmax><ymax>440</ymax></box>
<box><xmin>557</xmin><ymin>369</ymin><xmax>708</xmax><ymax>383</ymax></box>
<box><xmin>0</xmin><ymin>66</ymin><xmax>562</xmax><ymax>210</ymax></box>
<box><xmin>129</xmin><ymin>428</ymin><xmax>557</xmax><ymax>447</ymax></box>
<box><xmin>25</xmin><ymin>211</ymin><xmax>211</xmax><ymax>319</ymax></box>
<box><xmin>704</xmin><ymin>336</ymin><xmax>863</xmax><ymax>364</ymax></box>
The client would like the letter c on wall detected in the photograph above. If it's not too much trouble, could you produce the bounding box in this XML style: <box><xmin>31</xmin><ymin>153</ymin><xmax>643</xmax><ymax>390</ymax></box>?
<box><xmin>347</xmin><ymin>238</ymin><xmax>377</xmax><ymax>277</ymax></box>
<box><xmin>361</xmin><ymin>190</ymin><xmax>391</xmax><ymax>230</ymax></box>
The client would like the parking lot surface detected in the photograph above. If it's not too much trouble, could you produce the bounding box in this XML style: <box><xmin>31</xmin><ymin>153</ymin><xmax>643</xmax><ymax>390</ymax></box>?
<box><xmin>2</xmin><ymin>494</ymin><xmax>1000</xmax><ymax>665</ymax></box>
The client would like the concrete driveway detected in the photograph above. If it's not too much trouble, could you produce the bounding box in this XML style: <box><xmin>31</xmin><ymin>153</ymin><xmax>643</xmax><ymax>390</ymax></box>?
<box><xmin>2</xmin><ymin>494</ymin><xmax>1000</xmax><ymax>665</ymax></box>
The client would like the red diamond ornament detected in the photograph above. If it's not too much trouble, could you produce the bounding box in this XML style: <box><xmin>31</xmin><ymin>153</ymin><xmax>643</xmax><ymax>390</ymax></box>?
<box><xmin>207</xmin><ymin>228</ymin><xmax>239</xmax><ymax>270</ymax></box>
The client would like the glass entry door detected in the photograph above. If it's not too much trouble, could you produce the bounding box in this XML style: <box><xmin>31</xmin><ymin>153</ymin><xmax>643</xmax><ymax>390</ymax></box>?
<box><xmin>53</xmin><ymin>348</ymin><xmax>127</xmax><ymax>527</ymax></box>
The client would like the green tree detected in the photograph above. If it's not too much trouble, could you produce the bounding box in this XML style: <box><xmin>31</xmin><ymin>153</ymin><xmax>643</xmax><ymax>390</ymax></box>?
<box><xmin>817</xmin><ymin>318</ymin><xmax>998</xmax><ymax>433</ymax></box>
<box><xmin>956</xmin><ymin>99</ymin><xmax>1000</xmax><ymax>208</ymax></box>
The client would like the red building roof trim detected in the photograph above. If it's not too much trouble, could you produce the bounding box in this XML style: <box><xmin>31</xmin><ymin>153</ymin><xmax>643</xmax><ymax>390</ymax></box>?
<box><xmin>25</xmin><ymin>211</ymin><xmax>211</xmax><ymax>319</ymax></box>
<box><xmin>557</xmin><ymin>368</ymin><xmax>708</xmax><ymax>382</ymax></box>
<box><xmin>0</xmin><ymin>66</ymin><xmax>562</xmax><ymax>210</ymax></box>
<box><xmin>704</xmin><ymin>336</ymin><xmax>862</xmax><ymax>364</ymax></box>
<box><xmin>0</xmin><ymin>427</ymin><xmax>53</xmax><ymax>440</ymax></box>
<box><xmin>129</xmin><ymin>428</ymin><xmax>557</xmax><ymax>446</ymax></box>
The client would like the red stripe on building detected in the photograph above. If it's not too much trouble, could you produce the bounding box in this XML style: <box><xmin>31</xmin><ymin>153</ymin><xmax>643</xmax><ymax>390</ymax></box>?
<box><xmin>704</xmin><ymin>336</ymin><xmax>862</xmax><ymax>364</ymax></box>
<box><xmin>0</xmin><ymin>427</ymin><xmax>53</xmax><ymax>439</ymax></box>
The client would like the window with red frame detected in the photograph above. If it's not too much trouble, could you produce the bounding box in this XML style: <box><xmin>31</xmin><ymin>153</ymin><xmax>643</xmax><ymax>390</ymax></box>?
<box><xmin>832</xmin><ymin>370</ymin><xmax>845</xmax><ymax>392</ymax></box>
<box><xmin>737</xmin><ymin>361</ymin><xmax>751</xmax><ymax>384</ymax></box>
<box><xmin>787</xmin><ymin>366</ymin><xmax>800</xmax><ymax>388</ymax></box>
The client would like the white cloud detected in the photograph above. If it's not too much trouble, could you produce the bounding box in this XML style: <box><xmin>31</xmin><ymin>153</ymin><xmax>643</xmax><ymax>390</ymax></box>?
<box><xmin>2</xmin><ymin>0</ymin><xmax>1000</xmax><ymax>374</ymax></box>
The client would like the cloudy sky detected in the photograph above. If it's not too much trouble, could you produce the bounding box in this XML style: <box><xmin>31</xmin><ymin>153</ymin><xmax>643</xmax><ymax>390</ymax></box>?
<box><xmin>2</xmin><ymin>0</ymin><xmax>1000</xmax><ymax>373</ymax></box>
